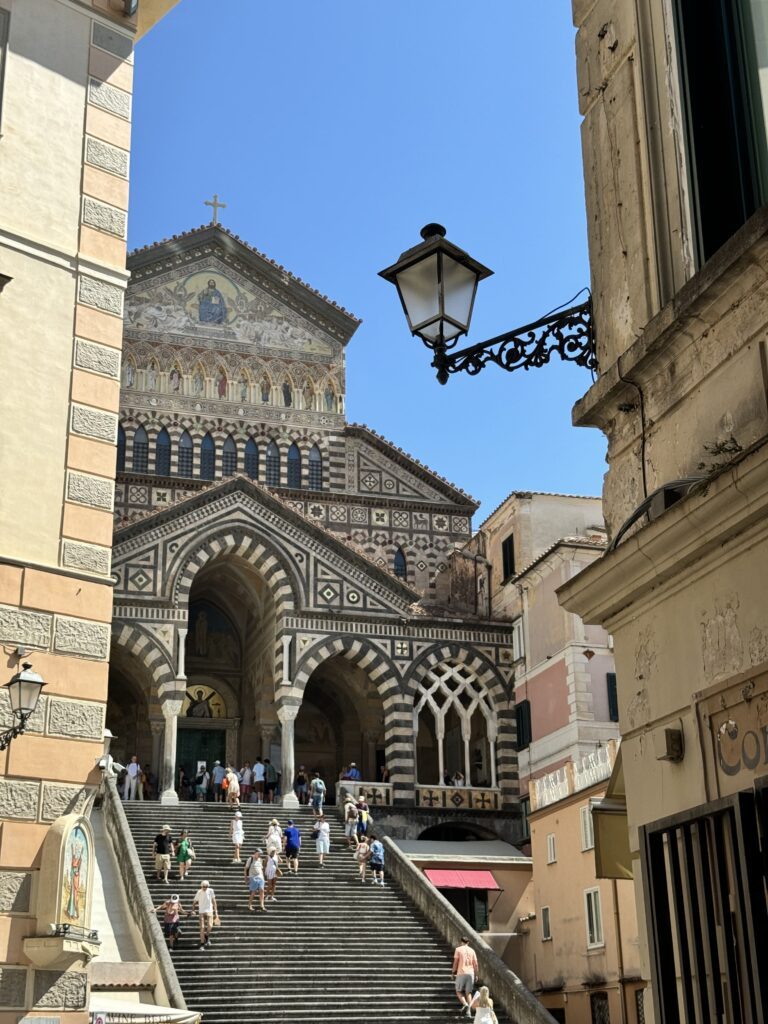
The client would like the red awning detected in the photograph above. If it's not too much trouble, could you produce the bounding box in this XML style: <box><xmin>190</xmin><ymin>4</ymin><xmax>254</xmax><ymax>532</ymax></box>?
<box><xmin>424</xmin><ymin>869</ymin><xmax>500</xmax><ymax>890</ymax></box>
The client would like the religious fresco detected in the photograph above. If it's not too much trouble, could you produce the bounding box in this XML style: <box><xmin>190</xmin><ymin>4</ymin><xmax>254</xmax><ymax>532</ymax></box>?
<box><xmin>186</xmin><ymin>600</ymin><xmax>240</xmax><ymax>665</ymax></box>
<box><xmin>60</xmin><ymin>823</ymin><xmax>89</xmax><ymax>924</ymax></box>
<box><xmin>126</xmin><ymin>265</ymin><xmax>337</xmax><ymax>358</ymax></box>
<box><xmin>182</xmin><ymin>683</ymin><xmax>226</xmax><ymax>719</ymax></box>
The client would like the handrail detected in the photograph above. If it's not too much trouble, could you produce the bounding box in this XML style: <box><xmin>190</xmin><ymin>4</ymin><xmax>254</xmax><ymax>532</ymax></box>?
<box><xmin>382</xmin><ymin>836</ymin><xmax>558</xmax><ymax>1023</ymax></box>
<box><xmin>100</xmin><ymin>774</ymin><xmax>188</xmax><ymax>1011</ymax></box>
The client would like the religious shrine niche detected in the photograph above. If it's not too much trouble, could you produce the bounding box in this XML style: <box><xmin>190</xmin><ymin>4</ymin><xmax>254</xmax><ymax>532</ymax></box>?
<box><xmin>182</xmin><ymin>683</ymin><xmax>227</xmax><ymax>719</ymax></box>
<box><xmin>185</xmin><ymin>600</ymin><xmax>241</xmax><ymax>666</ymax></box>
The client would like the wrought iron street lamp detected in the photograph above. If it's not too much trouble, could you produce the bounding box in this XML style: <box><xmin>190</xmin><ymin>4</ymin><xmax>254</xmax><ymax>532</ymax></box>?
<box><xmin>0</xmin><ymin>663</ymin><xmax>46</xmax><ymax>751</ymax></box>
<box><xmin>380</xmin><ymin>224</ymin><xmax>596</xmax><ymax>384</ymax></box>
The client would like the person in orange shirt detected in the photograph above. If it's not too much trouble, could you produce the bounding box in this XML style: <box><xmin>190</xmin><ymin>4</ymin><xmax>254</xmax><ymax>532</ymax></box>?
<box><xmin>452</xmin><ymin>936</ymin><xmax>479</xmax><ymax>1016</ymax></box>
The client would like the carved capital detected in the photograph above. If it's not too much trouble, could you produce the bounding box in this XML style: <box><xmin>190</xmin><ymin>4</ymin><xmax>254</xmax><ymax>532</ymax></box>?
<box><xmin>277</xmin><ymin>704</ymin><xmax>300</xmax><ymax>724</ymax></box>
<box><xmin>149</xmin><ymin>719</ymin><xmax>164</xmax><ymax>736</ymax></box>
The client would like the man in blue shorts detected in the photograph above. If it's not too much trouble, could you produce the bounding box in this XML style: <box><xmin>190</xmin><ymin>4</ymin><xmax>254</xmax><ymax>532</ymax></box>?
<box><xmin>369</xmin><ymin>834</ymin><xmax>385</xmax><ymax>886</ymax></box>
<box><xmin>283</xmin><ymin>819</ymin><xmax>301</xmax><ymax>874</ymax></box>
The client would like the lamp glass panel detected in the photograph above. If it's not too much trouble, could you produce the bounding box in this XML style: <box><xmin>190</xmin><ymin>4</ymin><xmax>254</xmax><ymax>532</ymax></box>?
<box><xmin>442</xmin><ymin>256</ymin><xmax>479</xmax><ymax>335</ymax></box>
<box><xmin>7</xmin><ymin>675</ymin><xmax>43</xmax><ymax>716</ymax></box>
<box><xmin>395</xmin><ymin>254</ymin><xmax>440</xmax><ymax>333</ymax></box>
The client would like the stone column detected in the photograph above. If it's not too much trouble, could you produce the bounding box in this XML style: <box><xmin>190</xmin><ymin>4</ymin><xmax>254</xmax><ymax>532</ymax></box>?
<box><xmin>149</xmin><ymin>719</ymin><xmax>164</xmax><ymax>784</ymax></box>
<box><xmin>177</xmin><ymin>627</ymin><xmax>188</xmax><ymax>679</ymax></box>
<box><xmin>159</xmin><ymin>689</ymin><xmax>184</xmax><ymax>804</ymax></box>
<box><xmin>281</xmin><ymin>635</ymin><xmax>292</xmax><ymax>684</ymax></box>
<box><xmin>277</xmin><ymin>704</ymin><xmax>300</xmax><ymax>807</ymax></box>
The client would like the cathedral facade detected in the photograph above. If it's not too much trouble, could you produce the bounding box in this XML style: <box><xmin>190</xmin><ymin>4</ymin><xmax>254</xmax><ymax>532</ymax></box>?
<box><xmin>109</xmin><ymin>224</ymin><xmax>516</xmax><ymax>816</ymax></box>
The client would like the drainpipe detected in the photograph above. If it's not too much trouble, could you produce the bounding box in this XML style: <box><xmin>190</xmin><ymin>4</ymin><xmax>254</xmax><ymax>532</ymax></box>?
<box><xmin>612</xmin><ymin>879</ymin><xmax>628</xmax><ymax>1024</ymax></box>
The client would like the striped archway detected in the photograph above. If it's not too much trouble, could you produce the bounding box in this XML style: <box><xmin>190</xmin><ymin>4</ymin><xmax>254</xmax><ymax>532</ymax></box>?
<box><xmin>291</xmin><ymin>636</ymin><xmax>416</xmax><ymax>804</ymax></box>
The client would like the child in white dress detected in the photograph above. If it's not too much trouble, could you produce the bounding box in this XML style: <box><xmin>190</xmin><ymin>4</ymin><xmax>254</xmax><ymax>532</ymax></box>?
<box><xmin>470</xmin><ymin>986</ymin><xmax>497</xmax><ymax>1023</ymax></box>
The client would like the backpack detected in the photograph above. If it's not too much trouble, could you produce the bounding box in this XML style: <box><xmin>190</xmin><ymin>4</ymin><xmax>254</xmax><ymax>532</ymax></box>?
<box><xmin>314</xmin><ymin>778</ymin><xmax>326</xmax><ymax>793</ymax></box>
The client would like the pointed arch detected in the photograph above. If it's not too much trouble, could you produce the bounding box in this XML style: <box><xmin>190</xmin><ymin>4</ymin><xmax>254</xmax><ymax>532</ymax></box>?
<box><xmin>266</xmin><ymin>440</ymin><xmax>280</xmax><ymax>486</ymax></box>
<box><xmin>222</xmin><ymin>434</ymin><xmax>237</xmax><ymax>476</ymax></box>
<box><xmin>200</xmin><ymin>432</ymin><xmax>216</xmax><ymax>480</ymax></box>
<box><xmin>244</xmin><ymin>437</ymin><xmax>259</xmax><ymax>480</ymax></box>
<box><xmin>308</xmin><ymin>444</ymin><xmax>322</xmax><ymax>490</ymax></box>
<box><xmin>178</xmin><ymin>429</ymin><xmax>193</xmax><ymax>477</ymax></box>
<box><xmin>287</xmin><ymin>442</ymin><xmax>301</xmax><ymax>488</ymax></box>
<box><xmin>155</xmin><ymin>427</ymin><xmax>171</xmax><ymax>475</ymax></box>
<box><xmin>191</xmin><ymin>362</ymin><xmax>206</xmax><ymax>398</ymax></box>
<box><xmin>394</xmin><ymin>546</ymin><xmax>407</xmax><ymax>580</ymax></box>
<box><xmin>117</xmin><ymin>424</ymin><xmax>126</xmax><ymax>473</ymax></box>
<box><xmin>133</xmin><ymin>425</ymin><xmax>148</xmax><ymax>473</ymax></box>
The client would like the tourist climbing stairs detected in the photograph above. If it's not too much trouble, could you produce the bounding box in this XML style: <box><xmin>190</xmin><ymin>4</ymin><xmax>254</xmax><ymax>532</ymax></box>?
<box><xmin>123</xmin><ymin>801</ymin><xmax>513</xmax><ymax>1023</ymax></box>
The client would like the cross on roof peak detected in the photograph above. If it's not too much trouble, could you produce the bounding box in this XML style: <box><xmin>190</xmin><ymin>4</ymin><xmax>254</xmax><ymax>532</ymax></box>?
<box><xmin>204</xmin><ymin>193</ymin><xmax>227</xmax><ymax>226</ymax></box>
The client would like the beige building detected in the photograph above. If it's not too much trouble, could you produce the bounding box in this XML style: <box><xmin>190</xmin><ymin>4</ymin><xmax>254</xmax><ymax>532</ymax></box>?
<box><xmin>520</xmin><ymin>742</ymin><xmax>643</xmax><ymax>1024</ymax></box>
<box><xmin>0</xmin><ymin>2</ymin><xmax>177</xmax><ymax>1020</ymax></box>
<box><xmin>557</xmin><ymin>1</ymin><xmax>768</xmax><ymax>1020</ymax></box>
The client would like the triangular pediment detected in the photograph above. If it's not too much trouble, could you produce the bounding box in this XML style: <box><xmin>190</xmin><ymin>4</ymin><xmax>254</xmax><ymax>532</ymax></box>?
<box><xmin>125</xmin><ymin>225</ymin><xmax>360</xmax><ymax>364</ymax></box>
<box><xmin>112</xmin><ymin>476</ymin><xmax>419</xmax><ymax>617</ymax></box>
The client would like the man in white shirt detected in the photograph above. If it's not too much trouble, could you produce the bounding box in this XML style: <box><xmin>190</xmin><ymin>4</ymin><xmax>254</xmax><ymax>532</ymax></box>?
<box><xmin>124</xmin><ymin>755</ymin><xmax>140</xmax><ymax>800</ymax></box>
<box><xmin>252</xmin><ymin>757</ymin><xmax>266</xmax><ymax>804</ymax></box>
<box><xmin>191</xmin><ymin>880</ymin><xmax>218</xmax><ymax>949</ymax></box>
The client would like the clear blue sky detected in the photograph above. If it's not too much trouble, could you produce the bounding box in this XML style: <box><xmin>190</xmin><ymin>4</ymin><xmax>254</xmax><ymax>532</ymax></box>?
<box><xmin>129</xmin><ymin>0</ymin><xmax>606</xmax><ymax>520</ymax></box>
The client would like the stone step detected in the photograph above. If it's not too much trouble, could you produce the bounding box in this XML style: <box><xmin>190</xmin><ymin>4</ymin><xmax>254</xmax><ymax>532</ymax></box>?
<box><xmin>121</xmin><ymin>802</ymin><xmax>513</xmax><ymax>1023</ymax></box>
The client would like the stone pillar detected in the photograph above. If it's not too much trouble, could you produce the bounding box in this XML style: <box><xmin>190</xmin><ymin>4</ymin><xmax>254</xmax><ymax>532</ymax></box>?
<box><xmin>150</xmin><ymin>719</ymin><xmax>164</xmax><ymax>785</ymax></box>
<box><xmin>159</xmin><ymin>689</ymin><xmax>184</xmax><ymax>804</ymax></box>
<box><xmin>177</xmin><ymin>627</ymin><xmax>188</xmax><ymax>679</ymax></box>
<box><xmin>277</xmin><ymin>704</ymin><xmax>300</xmax><ymax>807</ymax></box>
<box><xmin>281</xmin><ymin>635</ymin><xmax>292</xmax><ymax>684</ymax></box>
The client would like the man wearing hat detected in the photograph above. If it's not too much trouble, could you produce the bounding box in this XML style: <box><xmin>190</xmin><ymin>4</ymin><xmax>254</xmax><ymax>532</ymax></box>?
<box><xmin>343</xmin><ymin>795</ymin><xmax>359</xmax><ymax>849</ymax></box>
<box><xmin>346</xmin><ymin>761</ymin><xmax>361</xmax><ymax>781</ymax></box>
<box><xmin>191</xmin><ymin>879</ymin><xmax>218</xmax><ymax>949</ymax></box>
<box><xmin>152</xmin><ymin>824</ymin><xmax>175</xmax><ymax>884</ymax></box>
<box><xmin>244</xmin><ymin>848</ymin><xmax>265</xmax><ymax>912</ymax></box>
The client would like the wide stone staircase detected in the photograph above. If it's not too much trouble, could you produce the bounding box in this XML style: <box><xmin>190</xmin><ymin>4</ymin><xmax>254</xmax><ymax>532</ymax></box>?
<box><xmin>123</xmin><ymin>801</ymin><xmax>512</xmax><ymax>1024</ymax></box>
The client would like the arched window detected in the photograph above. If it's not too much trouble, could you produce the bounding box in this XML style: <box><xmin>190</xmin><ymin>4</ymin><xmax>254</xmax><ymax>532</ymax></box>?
<box><xmin>116</xmin><ymin>424</ymin><xmax>126</xmax><ymax>473</ymax></box>
<box><xmin>266</xmin><ymin>440</ymin><xmax>280</xmax><ymax>486</ymax></box>
<box><xmin>287</xmin><ymin>443</ymin><xmax>301</xmax><ymax>488</ymax></box>
<box><xmin>222</xmin><ymin>435</ymin><xmax>237</xmax><ymax>476</ymax></box>
<box><xmin>282</xmin><ymin>382</ymin><xmax>292</xmax><ymax>407</ymax></box>
<box><xmin>200</xmin><ymin>433</ymin><xmax>216</xmax><ymax>480</ymax></box>
<box><xmin>155</xmin><ymin>427</ymin><xmax>171</xmax><ymax>476</ymax></box>
<box><xmin>394</xmin><ymin>547</ymin><xmax>407</xmax><ymax>579</ymax></box>
<box><xmin>178</xmin><ymin>430</ymin><xmax>193</xmax><ymax>477</ymax></box>
<box><xmin>244</xmin><ymin>438</ymin><xmax>258</xmax><ymax>480</ymax></box>
<box><xmin>308</xmin><ymin>444</ymin><xmax>322</xmax><ymax>490</ymax></box>
<box><xmin>133</xmin><ymin>425</ymin><xmax>148</xmax><ymax>473</ymax></box>
<box><xmin>414</xmin><ymin>660</ymin><xmax>497</xmax><ymax>788</ymax></box>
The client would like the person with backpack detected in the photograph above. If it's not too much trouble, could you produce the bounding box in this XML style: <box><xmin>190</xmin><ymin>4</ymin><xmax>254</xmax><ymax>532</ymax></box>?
<box><xmin>309</xmin><ymin>772</ymin><xmax>326</xmax><ymax>817</ymax></box>
<box><xmin>369</xmin><ymin>834</ymin><xmax>385</xmax><ymax>886</ymax></box>
<box><xmin>343</xmin><ymin>795</ymin><xmax>359</xmax><ymax>849</ymax></box>
<box><xmin>355</xmin><ymin>795</ymin><xmax>370</xmax><ymax>841</ymax></box>
<box><xmin>264</xmin><ymin>758</ymin><xmax>278</xmax><ymax>803</ymax></box>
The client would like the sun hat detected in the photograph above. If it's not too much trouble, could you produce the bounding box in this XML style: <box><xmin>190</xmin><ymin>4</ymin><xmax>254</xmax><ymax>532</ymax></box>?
<box><xmin>162</xmin><ymin>824</ymin><xmax>172</xmax><ymax>832</ymax></box>
<box><xmin>234</xmin><ymin>811</ymin><xmax>242</xmax><ymax>818</ymax></box>
<box><xmin>171</xmin><ymin>893</ymin><xmax>180</xmax><ymax>901</ymax></box>
<box><xmin>214</xmin><ymin>760</ymin><xmax>221</xmax><ymax>766</ymax></box>
<box><xmin>270</xmin><ymin>818</ymin><xmax>279</xmax><ymax>825</ymax></box>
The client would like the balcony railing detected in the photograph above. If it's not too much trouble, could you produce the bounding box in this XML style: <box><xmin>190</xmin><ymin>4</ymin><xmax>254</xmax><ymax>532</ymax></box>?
<box><xmin>415</xmin><ymin>785</ymin><xmax>501</xmax><ymax>811</ymax></box>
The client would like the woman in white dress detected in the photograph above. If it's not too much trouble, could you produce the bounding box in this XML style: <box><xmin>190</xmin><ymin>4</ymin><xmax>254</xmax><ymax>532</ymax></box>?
<box><xmin>470</xmin><ymin>986</ymin><xmax>497</xmax><ymax>1023</ymax></box>
<box><xmin>229</xmin><ymin>810</ymin><xmax>244</xmax><ymax>863</ymax></box>
<box><xmin>265</xmin><ymin>818</ymin><xmax>283</xmax><ymax>862</ymax></box>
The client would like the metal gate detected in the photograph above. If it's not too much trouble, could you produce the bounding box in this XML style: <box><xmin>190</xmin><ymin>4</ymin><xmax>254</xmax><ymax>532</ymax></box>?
<box><xmin>640</xmin><ymin>780</ymin><xmax>768</xmax><ymax>1022</ymax></box>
